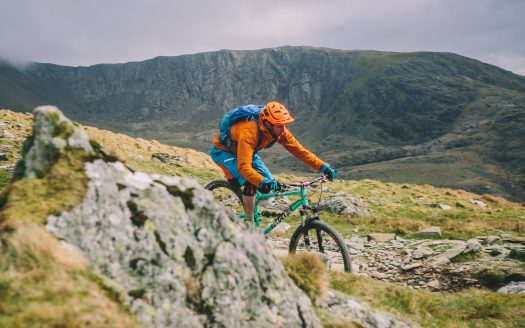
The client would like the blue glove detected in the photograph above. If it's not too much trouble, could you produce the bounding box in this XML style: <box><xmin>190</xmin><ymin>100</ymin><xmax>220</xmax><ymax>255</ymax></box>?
<box><xmin>259</xmin><ymin>178</ymin><xmax>281</xmax><ymax>194</ymax></box>
<box><xmin>321</xmin><ymin>163</ymin><xmax>337</xmax><ymax>181</ymax></box>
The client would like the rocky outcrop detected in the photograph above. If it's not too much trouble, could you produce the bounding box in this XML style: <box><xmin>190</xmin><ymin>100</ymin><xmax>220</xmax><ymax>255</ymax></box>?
<box><xmin>20</xmin><ymin>106</ymin><xmax>321</xmax><ymax>327</ymax></box>
<box><xmin>318</xmin><ymin>192</ymin><xmax>372</xmax><ymax>217</ymax></box>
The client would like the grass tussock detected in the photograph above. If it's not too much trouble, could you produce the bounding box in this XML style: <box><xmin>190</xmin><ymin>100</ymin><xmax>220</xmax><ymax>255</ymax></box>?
<box><xmin>0</xmin><ymin>150</ymin><xmax>89</xmax><ymax>229</ymax></box>
<box><xmin>0</xmin><ymin>225</ymin><xmax>140</xmax><ymax>327</ymax></box>
<box><xmin>329</xmin><ymin>272</ymin><xmax>525</xmax><ymax>328</ymax></box>
<box><xmin>280</xmin><ymin>252</ymin><xmax>328</xmax><ymax>301</ymax></box>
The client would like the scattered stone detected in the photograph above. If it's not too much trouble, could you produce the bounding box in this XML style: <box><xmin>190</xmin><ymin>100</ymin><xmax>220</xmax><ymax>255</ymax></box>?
<box><xmin>497</xmin><ymin>281</ymin><xmax>525</xmax><ymax>295</ymax></box>
<box><xmin>151</xmin><ymin>152</ymin><xmax>188</xmax><ymax>163</ymax></box>
<box><xmin>464</xmin><ymin>239</ymin><xmax>483</xmax><ymax>253</ymax></box>
<box><xmin>429</xmin><ymin>203</ymin><xmax>452</xmax><ymax>210</ymax></box>
<box><xmin>0</xmin><ymin>152</ymin><xmax>7</xmax><ymax>161</ymax></box>
<box><xmin>2</xmin><ymin>129</ymin><xmax>15</xmax><ymax>139</ymax></box>
<box><xmin>411</xmin><ymin>247</ymin><xmax>434</xmax><ymax>259</ymax></box>
<box><xmin>414</xmin><ymin>226</ymin><xmax>442</xmax><ymax>239</ymax></box>
<box><xmin>317</xmin><ymin>192</ymin><xmax>372</xmax><ymax>217</ymax></box>
<box><xmin>371</xmin><ymin>271</ymin><xmax>388</xmax><ymax>279</ymax></box>
<box><xmin>402</xmin><ymin>262</ymin><xmax>422</xmax><ymax>271</ymax></box>
<box><xmin>0</xmin><ymin>164</ymin><xmax>16</xmax><ymax>171</ymax></box>
<box><xmin>501</xmin><ymin>234</ymin><xmax>525</xmax><ymax>243</ymax></box>
<box><xmin>367</xmin><ymin>233</ymin><xmax>396</xmax><ymax>242</ymax></box>
<box><xmin>483</xmin><ymin>236</ymin><xmax>502</xmax><ymax>245</ymax></box>
<box><xmin>469</xmin><ymin>199</ymin><xmax>487</xmax><ymax>207</ymax></box>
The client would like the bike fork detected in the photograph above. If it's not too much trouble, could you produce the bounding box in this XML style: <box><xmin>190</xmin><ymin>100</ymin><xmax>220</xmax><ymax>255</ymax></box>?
<box><xmin>300</xmin><ymin>210</ymin><xmax>311</xmax><ymax>251</ymax></box>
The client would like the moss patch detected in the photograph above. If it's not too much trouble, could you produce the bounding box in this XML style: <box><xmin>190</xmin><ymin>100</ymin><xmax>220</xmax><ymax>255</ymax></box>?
<box><xmin>0</xmin><ymin>225</ymin><xmax>139</xmax><ymax>327</ymax></box>
<box><xmin>0</xmin><ymin>149</ymin><xmax>89</xmax><ymax>228</ymax></box>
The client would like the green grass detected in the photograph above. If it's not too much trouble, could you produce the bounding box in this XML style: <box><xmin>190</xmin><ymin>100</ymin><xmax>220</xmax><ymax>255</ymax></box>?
<box><xmin>321</xmin><ymin>178</ymin><xmax>525</xmax><ymax>240</ymax></box>
<box><xmin>329</xmin><ymin>272</ymin><xmax>525</xmax><ymax>328</ymax></box>
<box><xmin>0</xmin><ymin>170</ymin><xmax>12</xmax><ymax>191</ymax></box>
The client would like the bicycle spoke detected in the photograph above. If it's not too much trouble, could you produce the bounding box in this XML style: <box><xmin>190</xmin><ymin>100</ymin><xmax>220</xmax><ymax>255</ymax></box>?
<box><xmin>289</xmin><ymin>220</ymin><xmax>352</xmax><ymax>272</ymax></box>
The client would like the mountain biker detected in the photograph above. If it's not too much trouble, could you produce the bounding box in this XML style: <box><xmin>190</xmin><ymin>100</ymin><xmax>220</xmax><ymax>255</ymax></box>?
<box><xmin>210</xmin><ymin>101</ymin><xmax>336</xmax><ymax>222</ymax></box>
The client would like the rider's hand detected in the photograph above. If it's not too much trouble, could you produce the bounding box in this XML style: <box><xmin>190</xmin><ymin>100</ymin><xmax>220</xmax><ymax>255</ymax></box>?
<box><xmin>259</xmin><ymin>178</ymin><xmax>281</xmax><ymax>194</ymax></box>
<box><xmin>321</xmin><ymin>163</ymin><xmax>337</xmax><ymax>181</ymax></box>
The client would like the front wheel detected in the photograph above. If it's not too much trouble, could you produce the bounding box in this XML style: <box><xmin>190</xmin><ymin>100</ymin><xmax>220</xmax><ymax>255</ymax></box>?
<box><xmin>289</xmin><ymin>219</ymin><xmax>351</xmax><ymax>272</ymax></box>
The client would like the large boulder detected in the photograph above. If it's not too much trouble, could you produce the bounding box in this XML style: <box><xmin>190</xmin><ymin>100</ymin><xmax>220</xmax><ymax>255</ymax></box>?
<box><xmin>318</xmin><ymin>192</ymin><xmax>372</xmax><ymax>217</ymax></box>
<box><xmin>9</xmin><ymin>106</ymin><xmax>322</xmax><ymax>327</ymax></box>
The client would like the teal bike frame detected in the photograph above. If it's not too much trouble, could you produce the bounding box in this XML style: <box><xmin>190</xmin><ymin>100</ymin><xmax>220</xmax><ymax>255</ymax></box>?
<box><xmin>237</xmin><ymin>176</ymin><xmax>326</xmax><ymax>235</ymax></box>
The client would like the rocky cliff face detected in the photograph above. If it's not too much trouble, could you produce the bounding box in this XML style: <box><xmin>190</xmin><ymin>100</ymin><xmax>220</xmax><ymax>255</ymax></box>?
<box><xmin>1</xmin><ymin>106</ymin><xmax>322</xmax><ymax>327</ymax></box>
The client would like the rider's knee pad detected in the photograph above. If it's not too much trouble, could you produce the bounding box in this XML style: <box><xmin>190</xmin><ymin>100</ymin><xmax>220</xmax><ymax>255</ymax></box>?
<box><xmin>243</xmin><ymin>183</ymin><xmax>256</xmax><ymax>196</ymax></box>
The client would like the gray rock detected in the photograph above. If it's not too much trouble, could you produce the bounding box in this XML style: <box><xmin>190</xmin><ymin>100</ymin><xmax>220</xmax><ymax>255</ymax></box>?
<box><xmin>469</xmin><ymin>199</ymin><xmax>487</xmax><ymax>207</ymax></box>
<box><xmin>497</xmin><ymin>281</ymin><xmax>525</xmax><ymax>294</ymax></box>
<box><xmin>14</xmin><ymin>106</ymin><xmax>94</xmax><ymax>179</ymax></box>
<box><xmin>318</xmin><ymin>192</ymin><xmax>372</xmax><ymax>217</ymax></box>
<box><xmin>464</xmin><ymin>239</ymin><xmax>483</xmax><ymax>253</ymax></box>
<box><xmin>411</xmin><ymin>247</ymin><xmax>434</xmax><ymax>259</ymax></box>
<box><xmin>414</xmin><ymin>226</ymin><xmax>442</xmax><ymax>239</ymax></box>
<box><xmin>501</xmin><ymin>234</ymin><xmax>525</xmax><ymax>244</ymax></box>
<box><xmin>45</xmin><ymin>159</ymin><xmax>321</xmax><ymax>328</ymax></box>
<box><xmin>429</xmin><ymin>203</ymin><xmax>452</xmax><ymax>210</ymax></box>
<box><xmin>0</xmin><ymin>164</ymin><xmax>16</xmax><ymax>171</ymax></box>
<box><xmin>483</xmin><ymin>236</ymin><xmax>502</xmax><ymax>245</ymax></box>
<box><xmin>367</xmin><ymin>233</ymin><xmax>396</xmax><ymax>242</ymax></box>
<box><xmin>151</xmin><ymin>152</ymin><xmax>188</xmax><ymax>163</ymax></box>
<box><xmin>402</xmin><ymin>262</ymin><xmax>422</xmax><ymax>271</ymax></box>
<box><xmin>429</xmin><ymin>240</ymin><xmax>467</xmax><ymax>265</ymax></box>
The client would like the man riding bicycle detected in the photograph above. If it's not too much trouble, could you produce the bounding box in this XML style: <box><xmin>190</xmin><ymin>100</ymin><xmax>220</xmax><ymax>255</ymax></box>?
<box><xmin>210</xmin><ymin>101</ymin><xmax>337</xmax><ymax>222</ymax></box>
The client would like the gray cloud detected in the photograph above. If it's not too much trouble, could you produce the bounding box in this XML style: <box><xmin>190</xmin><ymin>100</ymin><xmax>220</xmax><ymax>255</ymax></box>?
<box><xmin>1</xmin><ymin>0</ymin><xmax>524</xmax><ymax>74</ymax></box>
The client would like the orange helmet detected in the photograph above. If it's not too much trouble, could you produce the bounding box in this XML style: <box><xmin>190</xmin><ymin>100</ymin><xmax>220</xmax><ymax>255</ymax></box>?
<box><xmin>259</xmin><ymin>102</ymin><xmax>295</xmax><ymax>126</ymax></box>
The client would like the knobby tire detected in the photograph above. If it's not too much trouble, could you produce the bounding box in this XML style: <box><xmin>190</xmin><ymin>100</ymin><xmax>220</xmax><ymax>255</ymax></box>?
<box><xmin>289</xmin><ymin>220</ymin><xmax>352</xmax><ymax>272</ymax></box>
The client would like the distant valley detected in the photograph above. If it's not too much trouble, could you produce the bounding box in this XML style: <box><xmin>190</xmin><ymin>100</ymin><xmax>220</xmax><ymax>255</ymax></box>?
<box><xmin>1</xmin><ymin>46</ymin><xmax>524</xmax><ymax>200</ymax></box>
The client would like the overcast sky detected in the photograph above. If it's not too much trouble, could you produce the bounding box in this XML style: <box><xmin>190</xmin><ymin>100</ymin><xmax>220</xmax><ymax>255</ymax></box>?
<box><xmin>1</xmin><ymin>0</ymin><xmax>524</xmax><ymax>75</ymax></box>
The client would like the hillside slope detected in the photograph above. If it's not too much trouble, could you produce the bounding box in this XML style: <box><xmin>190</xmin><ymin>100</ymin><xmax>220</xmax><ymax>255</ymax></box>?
<box><xmin>1</xmin><ymin>47</ymin><xmax>524</xmax><ymax>200</ymax></box>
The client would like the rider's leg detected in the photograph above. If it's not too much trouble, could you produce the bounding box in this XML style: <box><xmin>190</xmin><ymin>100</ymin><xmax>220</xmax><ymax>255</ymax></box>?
<box><xmin>242</xmin><ymin>183</ymin><xmax>257</xmax><ymax>218</ymax></box>
<box><xmin>243</xmin><ymin>195</ymin><xmax>255</xmax><ymax>217</ymax></box>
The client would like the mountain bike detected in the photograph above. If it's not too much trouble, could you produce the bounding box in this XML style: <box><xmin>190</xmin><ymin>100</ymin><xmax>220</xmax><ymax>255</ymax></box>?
<box><xmin>205</xmin><ymin>176</ymin><xmax>352</xmax><ymax>272</ymax></box>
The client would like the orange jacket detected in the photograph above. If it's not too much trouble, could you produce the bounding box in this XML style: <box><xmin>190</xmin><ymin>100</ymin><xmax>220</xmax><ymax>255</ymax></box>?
<box><xmin>213</xmin><ymin>120</ymin><xmax>325</xmax><ymax>186</ymax></box>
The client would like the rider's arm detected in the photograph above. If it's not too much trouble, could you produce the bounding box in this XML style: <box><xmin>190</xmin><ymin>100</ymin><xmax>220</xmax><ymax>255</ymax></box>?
<box><xmin>278</xmin><ymin>129</ymin><xmax>325</xmax><ymax>171</ymax></box>
<box><xmin>236</xmin><ymin>122</ymin><xmax>266</xmax><ymax>186</ymax></box>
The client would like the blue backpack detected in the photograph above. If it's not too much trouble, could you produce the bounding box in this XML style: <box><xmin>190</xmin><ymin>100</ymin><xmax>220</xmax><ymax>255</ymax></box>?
<box><xmin>218</xmin><ymin>104</ymin><xmax>265</xmax><ymax>148</ymax></box>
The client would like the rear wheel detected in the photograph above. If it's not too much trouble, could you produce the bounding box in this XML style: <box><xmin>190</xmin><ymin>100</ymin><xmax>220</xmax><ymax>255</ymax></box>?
<box><xmin>205</xmin><ymin>180</ymin><xmax>244</xmax><ymax>214</ymax></box>
<box><xmin>289</xmin><ymin>219</ymin><xmax>351</xmax><ymax>272</ymax></box>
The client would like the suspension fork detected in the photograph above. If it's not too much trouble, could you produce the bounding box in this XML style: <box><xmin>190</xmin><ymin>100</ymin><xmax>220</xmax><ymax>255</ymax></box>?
<box><xmin>299</xmin><ymin>208</ymin><xmax>312</xmax><ymax>251</ymax></box>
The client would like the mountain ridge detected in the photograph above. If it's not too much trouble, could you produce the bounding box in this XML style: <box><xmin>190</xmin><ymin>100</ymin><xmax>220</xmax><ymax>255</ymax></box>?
<box><xmin>1</xmin><ymin>46</ymin><xmax>524</xmax><ymax>200</ymax></box>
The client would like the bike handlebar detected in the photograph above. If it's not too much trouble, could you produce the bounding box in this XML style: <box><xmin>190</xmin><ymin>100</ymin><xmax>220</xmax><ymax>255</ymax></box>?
<box><xmin>279</xmin><ymin>175</ymin><xmax>328</xmax><ymax>191</ymax></box>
